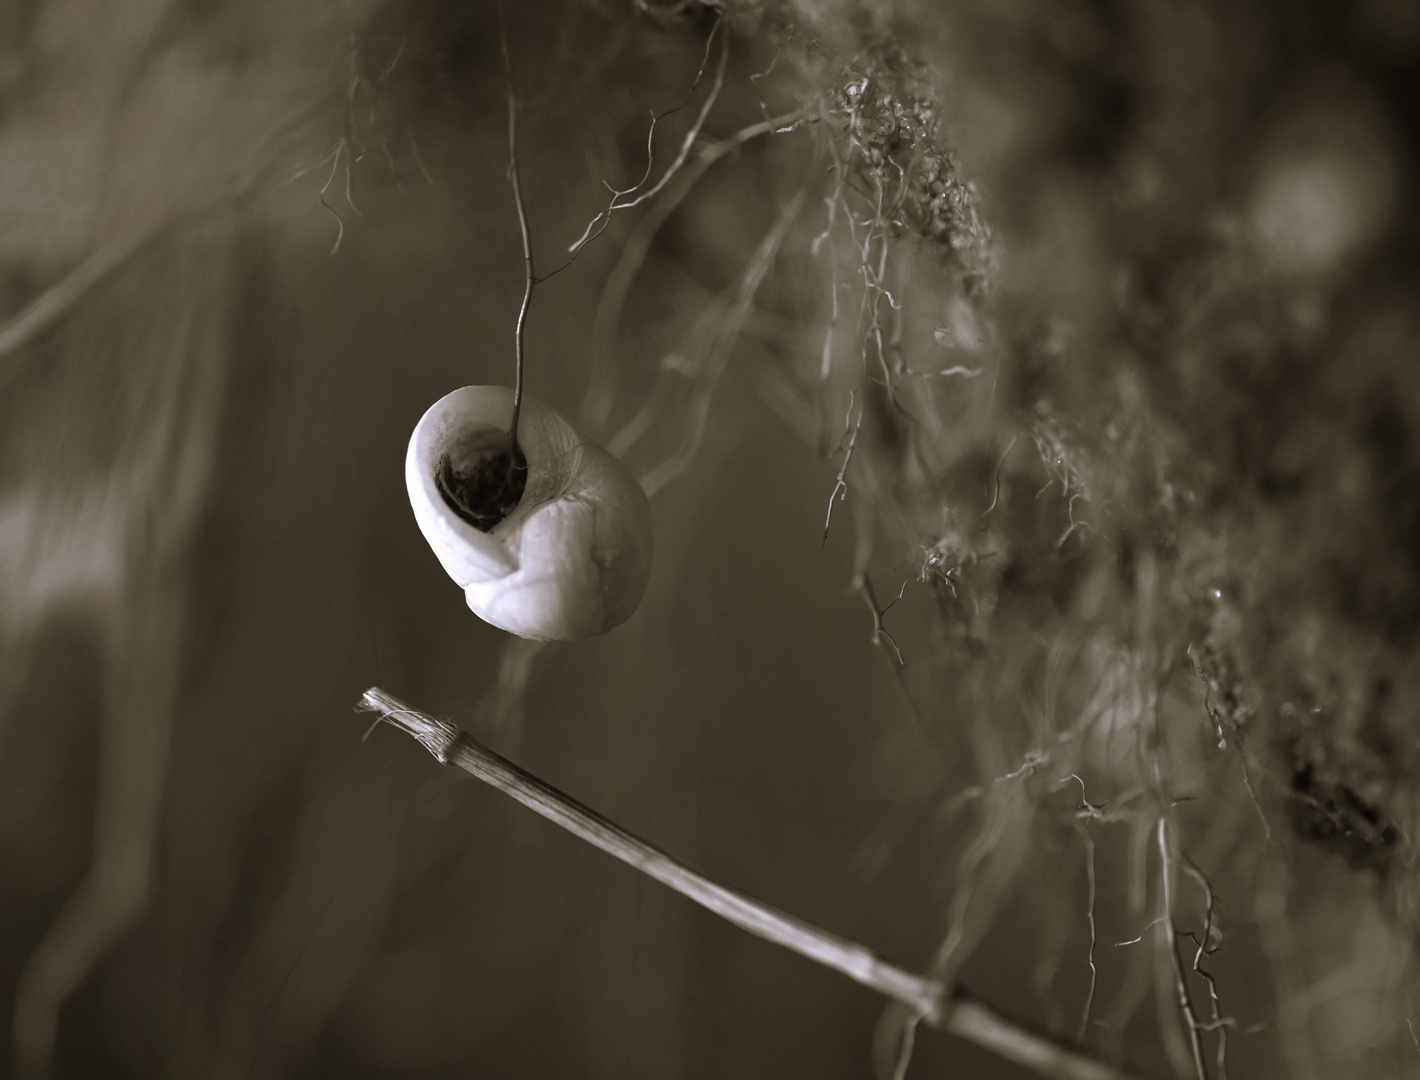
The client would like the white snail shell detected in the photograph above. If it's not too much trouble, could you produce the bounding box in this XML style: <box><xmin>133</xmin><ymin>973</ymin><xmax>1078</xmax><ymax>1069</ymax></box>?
<box><xmin>406</xmin><ymin>385</ymin><xmax>653</xmax><ymax>641</ymax></box>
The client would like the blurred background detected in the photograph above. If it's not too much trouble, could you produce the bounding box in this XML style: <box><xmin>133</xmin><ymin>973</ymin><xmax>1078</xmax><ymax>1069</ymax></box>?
<box><xmin>1</xmin><ymin>1</ymin><xmax>1418</xmax><ymax>1077</ymax></box>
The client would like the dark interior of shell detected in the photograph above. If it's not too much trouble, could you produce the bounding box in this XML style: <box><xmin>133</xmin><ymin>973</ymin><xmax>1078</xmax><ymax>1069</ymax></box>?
<box><xmin>434</xmin><ymin>428</ymin><xmax>528</xmax><ymax>532</ymax></box>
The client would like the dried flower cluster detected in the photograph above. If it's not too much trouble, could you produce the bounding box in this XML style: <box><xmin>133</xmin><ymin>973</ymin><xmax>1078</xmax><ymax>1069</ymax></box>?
<box><xmin>829</xmin><ymin>43</ymin><xmax>993</xmax><ymax>293</ymax></box>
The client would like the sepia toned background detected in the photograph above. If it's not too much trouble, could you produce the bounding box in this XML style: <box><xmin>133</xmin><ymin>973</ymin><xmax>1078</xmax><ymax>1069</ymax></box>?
<box><xmin>2</xmin><ymin>1</ymin><xmax>1418</xmax><ymax>1078</ymax></box>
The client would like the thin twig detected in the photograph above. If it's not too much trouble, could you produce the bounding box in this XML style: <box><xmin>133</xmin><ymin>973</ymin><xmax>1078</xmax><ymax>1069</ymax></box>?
<box><xmin>1158</xmin><ymin>817</ymin><xmax>1210</xmax><ymax>1080</ymax></box>
<box><xmin>1059</xmin><ymin>774</ymin><xmax>1100</xmax><ymax>1047</ymax></box>
<box><xmin>748</xmin><ymin>32</ymin><xmax>790</xmax><ymax>121</ymax></box>
<box><xmin>823</xmin><ymin>390</ymin><xmax>863</xmax><ymax>545</ymax></box>
<box><xmin>357</xmin><ymin>688</ymin><xmax>1148</xmax><ymax>1080</ymax></box>
<box><xmin>1187</xmin><ymin>646</ymin><xmax>1276</xmax><ymax>849</ymax></box>
<box><xmin>0</xmin><ymin>95</ymin><xmax>330</xmax><ymax>372</ymax></box>
<box><xmin>0</xmin><ymin>202</ymin><xmax>234</xmax><ymax>368</ymax></box>
<box><xmin>915</xmin><ymin>365</ymin><xmax>983</xmax><ymax>378</ymax></box>
<box><xmin>636</xmin><ymin>191</ymin><xmax>805</xmax><ymax>497</ymax></box>
<box><xmin>858</xmin><ymin>576</ymin><xmax>906</xmax><ymax>665</ymax></box>
<box><xmin>983</xmin><ymin>434</ymin><xmax>1018</xmax><ymax>518</ymax></box>
<box><xmin>0</xmin><ymin>241</ymin><xmax>143</xmax><ymax>365</ymax></box>
<box><xmin>1116</xmin><ymin>918</ymin><xmax>1167</xmax><ymax>947</ymax></box>
<box><xmin>563</xmin><ymin>20</ymin><xmax>728</xmax><ymax>259</ymax></box>
<box><xmin>579</xmin><ymin>104</ymin><xmax>811</xmax><ymax>435</ymax></box>
<box><xmin>1075</xmin><ymin>819</ymin><xmax>1098</xmax><ymax>1047</ymax></box>
<box><xmin>890</xmin><ymin>1009</ymin><xmax>924</xmax><ymax>1080</ymax></box>
<box><xmin>498</xmin><ymin>2</ymin><xmax>534</xmax><ymax>452</ymax></box>
<box><xmin>1179</xmin><ymin>853</ymin><xmax>1230</xmax><ymax>1080</ymax></box>
<box><xmin>317</xmin><ymin>141</ymin><xmax>348</xmax><ymax>255</ymax></box>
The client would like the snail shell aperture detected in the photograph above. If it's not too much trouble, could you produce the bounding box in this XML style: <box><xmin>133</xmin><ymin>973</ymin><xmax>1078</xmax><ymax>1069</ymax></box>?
<box><xmin>406</xmin><ymin>385</ymin><xmax>653</xmax><ymax>641</ymax></box>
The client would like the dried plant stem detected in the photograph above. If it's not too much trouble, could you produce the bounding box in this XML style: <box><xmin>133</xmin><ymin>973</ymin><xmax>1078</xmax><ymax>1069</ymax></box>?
<box><xmin>822</xmin><ymin>390</ymin><xmax>862</xmax><ymax>545</ymax></box>
<box><xmin>581</xmin><ymin>104</ymin><xmax>810</xmax><ymax>435</ymax></box>
<box><xmin>636</xmin><ymin>190</ymin><xmax>804</xmax><ymax>497</ymax></box>
<box><xmin>0</xmin><ymin>243</ymin><xmax>137</xmax><ymax>366</ymax></box>
<box><xmin>498</xmin><ymin>1</ymin><xmax>534</xmax><ymax>451</ymax></box>
<box><xmin>357</xmin><ymin>687</ymin><xmax>1146</xmax><ymax>1080</ymax></box>
<box><xmin>1179</xmin><ymin>853</ymin><xmax>1230</xmax><ymax>1080</ymax></box>
<box><xmin>1075</xmin><ymin>819</ymin><xmax>1099</xmax><ymax>1047</ymax></box>
<box><xmin>1158</xmin><ymin>817</ymin><xmax>1210</xmax><ymax>1080</ymax></box>
<box><xmin>857</xmin><ymin>575</ymin><xmax>906</xmax><ymax>665</ymax></box>
<box><xmin>564</xmin><ymin>18</ymin><xmax>729</xmax><ymax>259</ymax></box>
<box><xmin>2</xmin><ymin>96</ymin><xmax>330</xmax><ymax>374</ymax></box>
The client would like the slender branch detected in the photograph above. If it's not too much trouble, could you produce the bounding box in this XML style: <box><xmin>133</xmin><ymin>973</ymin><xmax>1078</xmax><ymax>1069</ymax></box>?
<box><xmin>498</xmin><ymin>1</ymin><xmax>534</xmax><ymax>452</ymax></box>
<box><xmin>1075</xmin><ymin>819</ymin><xmax>1098</xmax><ymax>1046</ymax></box>
<box><xmin>1158</xmin><ymin>817</ymin><xmax>1210</xmax><ymax>1080</ymax></box>
<box><xmin>1186</xmin><ymin>646</ymin><xmax>1277</xmax><ymax>850</ymax></box>
<box><xmin>858</xmin><ymin>575</ymin><xmax>906</xmax><ymax>665</ymax></box>
<box><xmin>1057</xmin><ymin>774</ymin><xmax>1103</xmax><ymax>1048</ymax></box>
<box><xmin>317</xmin><ymin>139</ymin><xmax>349</xmax><ymax>255</ymax></box>
<box><xmin>0</xmin><ymin>243</ymin><xmax>137</xmax><ymax>366</ymax></box>
<box><xmin>823</xmin><ymin>389</ymin><xmax>862</xmax><ymax>546</ymax></box>
<box><xmin>357</xmin><ymin>687</ymin><xmax>1149</xmax><ymax>1080</ymax></box>
<box><xmin>636</xmin><ymin>190</ymin><xmax>804</xmax><ymax>497</ymax></box>
<box><xmin>0</xmin><ymin>90</ymin><xmax>342</xmax><ymax>378</ymax></box>
<box><xmin>563</xmin><ymin>22</ymin><xmax>729</xmax><ymax>260</ymax></box>
<box><xmin>1179</xmin><ymin>852</ymin><xmax>1230</xmax><ymax>1080</ymax></box>
<box><xmin>983</xmin><ymin>434</ymin><xmax>1018</xmax><ymax>518</ymax></box>
<box><xmin>580</xmin><ymin>104</ymin><xmax>811</xmax><ymax>435</ymax></box>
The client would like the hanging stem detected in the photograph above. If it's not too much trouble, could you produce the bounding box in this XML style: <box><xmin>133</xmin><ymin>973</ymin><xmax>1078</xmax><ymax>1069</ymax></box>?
<box><xmin>499</xmin><ymin>1</ymin><xmax>534</xmax><ymax>456</ymax></box>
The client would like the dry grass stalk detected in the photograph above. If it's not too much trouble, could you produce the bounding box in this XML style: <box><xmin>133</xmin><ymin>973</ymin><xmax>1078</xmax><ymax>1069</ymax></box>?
<box><xmin>357</xmin><ymin>686</ymin><xmax>1147</xmax><ymax>1080</ymax></box>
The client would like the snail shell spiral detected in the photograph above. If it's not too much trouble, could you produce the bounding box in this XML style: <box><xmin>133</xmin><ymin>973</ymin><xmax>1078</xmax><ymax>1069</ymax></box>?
<box><xmin>406</xmin><ymin>385</ymin><xmax>653</xmax><ymax>641</ymax></box>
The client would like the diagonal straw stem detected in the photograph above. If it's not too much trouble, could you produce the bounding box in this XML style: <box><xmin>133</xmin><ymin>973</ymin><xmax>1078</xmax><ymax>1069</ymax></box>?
<box><xmin>357</xmin><ymin>687</ymin><xmax>1147</xmax><ymax>1080</ymax></box>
